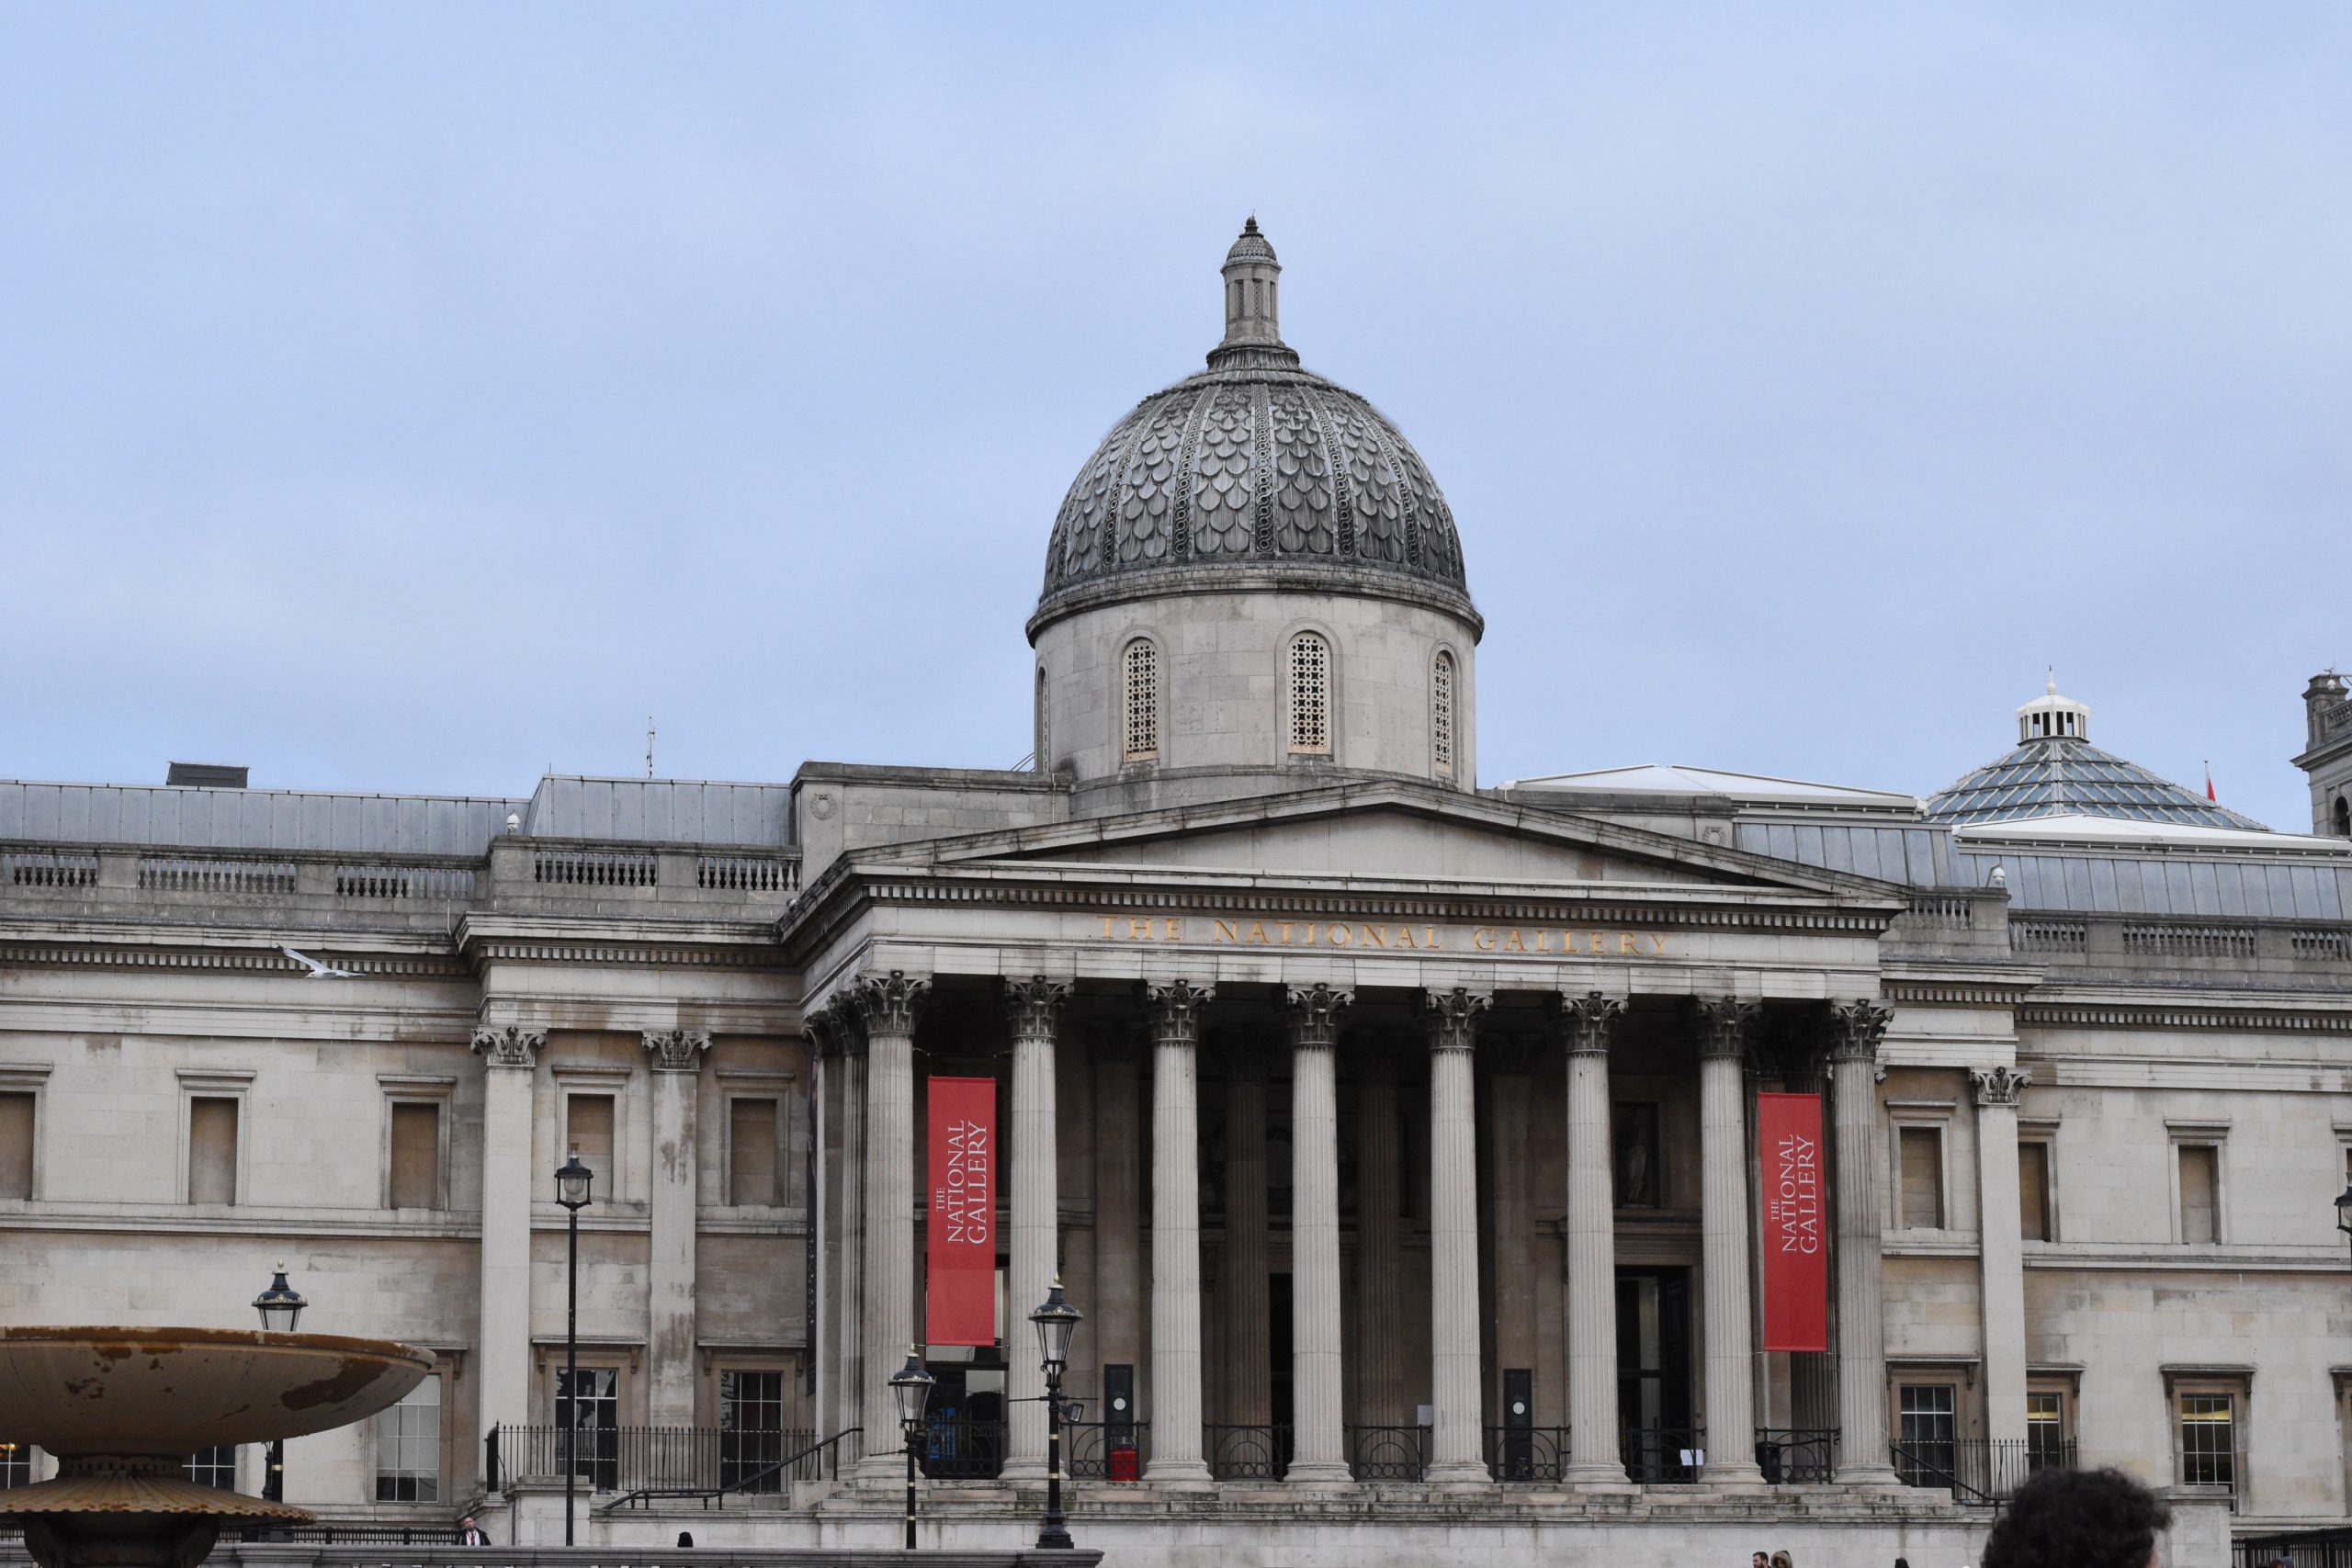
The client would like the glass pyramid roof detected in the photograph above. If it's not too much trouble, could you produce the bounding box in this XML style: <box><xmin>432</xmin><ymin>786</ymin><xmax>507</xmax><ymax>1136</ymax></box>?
<box><xmin>1924</xmin><ymin>737</ymin><xmax>2269</xmax><ymax>831</ymax></box>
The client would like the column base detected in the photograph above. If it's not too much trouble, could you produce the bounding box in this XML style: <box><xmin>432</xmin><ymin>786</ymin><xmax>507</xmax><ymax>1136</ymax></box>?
<box><xmin>1000</xmin><ymin>1459</ymin><xmax>1048</xmax><ymax>1483</ymax></box>
<box><xmin>1702</xmin><ymin>1460</ymin><xmax>1767</xmax><ymax>1486</ymax></box>
<box><xmin>1835</xmin><ymin>1460</ymin><xmax>1904</xmax><ymax>1487</ymax></box>
<box><xmin>1283</xmin><ymin>1461</ymin><xmax>1354</xmax><ymax>1488</ymax></box>
<box><xmin>1561</xmin><ymin>1461</ymin><xmax>1634</xmax><ymax>1490</ymax></box>
<box><xmin>1142</xmin><ymin>1459</ymin><xmax>1216</xmax><ymax>1490</ymax></box>
<box><xmin>1425</xmin><ymin>1461</ymin><xmax>1491</xmax><ymax>1489</ymax></box>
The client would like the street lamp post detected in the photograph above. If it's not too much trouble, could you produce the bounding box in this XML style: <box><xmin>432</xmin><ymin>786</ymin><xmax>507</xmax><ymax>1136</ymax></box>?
<box><xmin>888</xmin><ymin>1349</ymin><xmax>936</xmax><ymax>1551</ymax></box>
<box><xmin>2335</xmin><ymin>1179</ymin><xmax>2352</xmax><ymax>1262</ymax></box>
<box><xmin>554</xmin><ymin>1148</ymin><xmax>595</xmax><ymax>1547</ymax></box>
<box><xmin>253</xmin><ymin>1264</ymin><xmax>307</xmax><ymax>1504</ymax></box>
<box><xmin>1028</xmin><ymin>1278</ymin><xmax>1082</xmax><ymax>1552</ymax></box>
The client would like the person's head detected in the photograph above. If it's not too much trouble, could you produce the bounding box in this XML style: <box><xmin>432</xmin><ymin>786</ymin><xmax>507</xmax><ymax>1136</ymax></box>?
<box><xmin>459</xmin><ymin>1518</ymin><xmax>475</xmax><ymax>1530</ymax></box>
<box><xmin>1771</xmin><ymin>1552</ymin><xmax>1794</xmax><ymax>1568</ymax></box>
<box><xmin>1984</xmin><ymin>1467</ymin><xmax>2170</xmax><ymax>1568</ymax></box>
<box><xmin>1896</xmin><ymin>1559</ymin><xmax>1911</xmax><ymax>1568</ymax></box>
<box><xmin>1753</xmin><ymin>1554</ymin><xmax>1769</xmax><ymax>1568</ymax></box>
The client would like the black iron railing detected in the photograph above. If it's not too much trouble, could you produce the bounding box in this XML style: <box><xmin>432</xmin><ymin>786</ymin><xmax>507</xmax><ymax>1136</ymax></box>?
<box><xmin>1754</xmin><ymin>1427</ymin><xmax>1838</xmax><ymax>1484</ymax></box>
<box><xmin>2236</xmin><ymin>1526</ymin><xmax>2352</xmax><ymax>1568</ymax></box>
<box><xmin>1204</xmin><ymin>1424</ymin><xmax>1290</xmax><ymax>1482</ymax></box>
<box><xmin>920</xmin><ymin>1415</ymin><xmax>1005</xmax><ymax>1481</ymax></box>
<box><xmin>491</xmin><ymin>1425</ymin><xmax>818</xmax><ymax>1496</ymax></box>
<box><xmin>1891</xmin><ymin>1437</ymin><xmax>2072</xmax><ymax>1504</ymax></box>
<box><xmin>1065</xmin><ymin>1420</ymin><xmax>1148</xmax><ymax>1482</ymax></box>
<box><xmin>1621</xmin><ymin>1426</ymin><xmax>1706</xmax><ymax>1483</ymax></box>
<box><xmin>1483</xmin><ymin>1425</ymin><xmax>1570</xmax><ymax>1483</ymax></box>
<box><xmin>1346</xmin><ymin>1424</ymin><xmax>1429</xmax><ymax>1483</ymax></box>
<box><xmin>221</xmin><ymin>1524</ymin><xmax>475</xmax><ymax>1544</ymax></box>
<box><xmin>601</xmin><ymin>1428</ymin><xmax>860</xmax><ymax>1510</ymax></box>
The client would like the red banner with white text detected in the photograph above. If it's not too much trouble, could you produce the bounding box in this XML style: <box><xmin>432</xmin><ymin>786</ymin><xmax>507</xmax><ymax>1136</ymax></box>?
<box><xmin>1758</xmin><ymin>1091</ymin><xmax>1828</xmax><ymax>1352</ymax></box>
<box><xmin>925</xmin><ymin>1077</ymin><xmax>998</xmax><ymax>1347</ymax></box>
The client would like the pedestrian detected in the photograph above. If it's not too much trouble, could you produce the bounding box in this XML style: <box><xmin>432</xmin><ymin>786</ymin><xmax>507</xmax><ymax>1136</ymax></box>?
<box><xmin>1984</xmin><ymin>1466</ymin><xmax>2169</xmax><ymax>1568</ymax></box>
<box><xmin>455</xmin><ymin>1517</ymin><xmax>488</xmax><ymax>1547</ymax></box>
<box><xmin>1752</xmin><ymin>1553</ymin><xmax>1769</xmax><ymax>1568</ymax></box>
<box><xmin>1771</xmin><ymin>1552</ymin><xmax>1795</xmax><ymax>1568</ymax></box>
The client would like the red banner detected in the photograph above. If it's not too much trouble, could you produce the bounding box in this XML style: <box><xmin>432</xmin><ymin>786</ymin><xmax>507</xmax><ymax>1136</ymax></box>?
<box><xmin>925</xmin><ymin>1077</ymin><xmax>998</xmax><ymax>1347</ymax></box>
<box><xmin>1758</xmin><ymin>1091</ymin><xmax>1828</xmax><ymax>1352</ymax></box>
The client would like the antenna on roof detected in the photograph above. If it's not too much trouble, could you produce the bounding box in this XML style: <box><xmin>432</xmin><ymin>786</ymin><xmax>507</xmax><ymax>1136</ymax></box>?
<box><xmin>647</xmin><ymin>717</ymin><xmax>656</xmax><ymax>781</ymax></box>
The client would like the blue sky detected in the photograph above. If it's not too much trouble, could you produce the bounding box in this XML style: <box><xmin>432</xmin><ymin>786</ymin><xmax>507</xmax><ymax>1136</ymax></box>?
<box><xmin>4</xmin><ymin>5</ymin><xmax>2346</xmax><ymax>829</ymax></box>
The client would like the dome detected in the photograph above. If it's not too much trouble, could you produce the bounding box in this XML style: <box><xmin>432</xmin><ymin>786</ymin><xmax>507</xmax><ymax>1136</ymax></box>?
<box><xmin>1033</xmin><ymin>220</ymin><xmax>1476</xmax><ymax>637</ymax></box>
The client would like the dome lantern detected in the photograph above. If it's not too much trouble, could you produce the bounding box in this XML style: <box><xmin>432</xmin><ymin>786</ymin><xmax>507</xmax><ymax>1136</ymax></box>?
<box><xmin>2016</xmin><ymin>670</ymin><xmax>2089</xmax><ymax>743</ymax></box>
<box><xmin>1212</xmin><ymin>217</ymin><xmax>1293</xmax><ymax>368</ymax></box>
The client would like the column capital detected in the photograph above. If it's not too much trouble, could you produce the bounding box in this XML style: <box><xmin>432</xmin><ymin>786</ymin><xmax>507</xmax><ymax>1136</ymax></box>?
<box><xmin>643</xmin><ymin>1030</ymin><xmax>712</xmax><ymax>1072</ymax></box>
<box><xmin>471</xmin><ymin>1024</ymin><xmax>543</xmax><ymax>1070</ymax></box>
<box><xmin>1826</xmin><ymin>998</ymin><xmax>1894</xmax><ymax>1073</ymax></box>
<box><xmin>850</xmin><ymin>970</ymin><xmax>930</xmax><ymax>1038</ymax></box>
<box><xmin>1284</xmin><ymin>983</ymin><xmax>1353</xmax><ymax>1051</ymax></box>
<box><xmin>1970</xmin><ymin>1064</ymin><xmax>2030</xmax><ymax>1107</ymax></box>
<box><xmin>805</xmin><ymin>995</ymin><xmax>862</xmax><ymax>1060</ymax></box>
<box><xmin>1146</xmin><ymin>979</ymin><xmax>1209</xmax><ymax>1046</ymax></box>
<box><xmin>1553</xmin><ymin>990</ymin><xmax>1623</xmax><ymax>1056</ymax></box>
<box><xmin>1002</xmin><ymin>975</ymin><xmax>1070</xmax><ymax>1045</ymax></box>
<box><xmin>1421</xmin><ymin>987</ymin><xmax>1490</xmax><ymax>1054</ymax></box>
<box><xmin>1690</xmin><ymin>998</ymin><xmax>1758</xmax><ymax>1061</ymax></box>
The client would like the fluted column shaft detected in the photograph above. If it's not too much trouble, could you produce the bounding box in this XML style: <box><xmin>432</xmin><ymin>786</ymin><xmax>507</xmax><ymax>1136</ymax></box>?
<box><xmin>1220</xmin><ymin>1057</ymin><xmax>1271</xmax><ymax>1427</ymax></box>
<box><xmin>1352</xmin><ymin>1052</ymin><xmax>1404</xmax><ymax>1427</ymax></box>
<box><xmin>1829</xmin><ymin>1000</ymin><xmax>1897</xmax><ymax>1483</ymax></box>
<box><xmin>1286</xmin><ymin>985</ymin><xmax>1351</xmax><ymax>1483</ymax></box>
<box><xmin>1005</xmin><ymin>978</ymin><xmax>1069</xmax><ymax>1479</ymax></box>
<box><xmin>1423</xmin><ymin>988</ymin><xmax>1490</xmax><ymax>1485</ymax></box>
<box><xmin>854</xmin><ymin>972</ymin><xmax>928</xmax><ymax>1482</ymax></box>
<box><xmin>1972</xmin><ymin>1066</ymin><xmax>2032</xmax><ymax>1448</ymax></box>
<box><xmin>831</xmin><ymin>1032</ymin><xmax>867</xmax><ymax>1459</ymax></box>
<box><xmin>1696</xmin><ymin>1002</ymin><xmax>1763</xmax><ymax>1483</ymax></box>
<box><xmin>1561</xmin><ymin>992</ymin><xmax>1625</xmax><ymax>1484</ymax></box>
<box><xmin>1145</xmin><ymin>982</ymin><xmax>1213</xmax><ymax>1483</ymax></box>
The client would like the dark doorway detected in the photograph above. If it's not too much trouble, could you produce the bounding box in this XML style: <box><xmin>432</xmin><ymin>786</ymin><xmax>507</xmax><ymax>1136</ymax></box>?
<box><xmin>1268</xmin><ymin>1272</ymin><xmax>1295</xmax><ymax>1429</ymax></box>
<box><xmin>921</xmin><ymin>1358</ymin><xmax>1007</xmax><ymax>1479</ymax></box>
<box><xmin>1615</xmin><ymin>1268</ymin><xmax>1695</xmax><ymax>1482</ymax></box>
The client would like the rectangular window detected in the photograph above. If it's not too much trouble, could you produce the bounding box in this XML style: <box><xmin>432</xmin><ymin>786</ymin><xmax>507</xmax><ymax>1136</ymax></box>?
<box><xmin>554</xmin><ymin>1367</ymin><xmax>619</xmax><ymax>1491</ymax></box>
<box><xmin>2018</xmin><ymin>1142</ymin><xmax>2052</xmax><ymax>1241</ymax></box>
<box><xmin>183</xmin><ymin>1444</ymin><xmax>238</xmax><ymax>1489</ymax></box>
<box><xmin>188</xmin><ymin>1098</ymin><xmax>239</xmax><ymax>1206</ymax></box>
<box><xmin>388</xmin><ymin>1102</ymin><xmax>440</xmax><ymax>1211</ymax></box>
<box><xmin>0</xmin><ymin>1440</ymin><xmax>32</xmax><ymax>1489</ymax></box>
<box><xmin>729</xmin><ymin>1099</ymin><xmax>780</xmax><ymax>1207</ymax></box>
<box><xmin>2178</xmin><ymin>1393</ymin><xmax>2237</xmax><ymax>1492</ymax></box>
<box><xmin>2178</xmin><ymin>1145</ymin><xmax>2220</xmax><ymax>1243</ymax></box>
<box><xmin>373</xmin><ymin>1377</ymin><xmax>441</xmax><ymax>1501</ymax></box>
<box><xmin>719</xmin><ymin>1370</ymin><xmax>786</xmax><ymax>1492</ymax></box>
<box><xmin>1898</xmin><ymin>1126</ymin><xmax>1944</xmax><ymax>1229</ymax></box>
<box><xmin>0</xmin><ymin>1092</ymin><xmax>32</xmax><ymax>1201</ymax></box>
<box><xmin>2026</xmin><ymin>1392</ymin><xmax>2070</xmax><ymax>1472</ymax></box>
<box><xmin>1895</xmin><ymin>1383</ymin><xmax>1958</xmax><ymax>1485</ymax></box>
<box><xmin>567</xmin><ymin>1094</ymin><xmax>616</xmax><ymax>1184</ymax></box>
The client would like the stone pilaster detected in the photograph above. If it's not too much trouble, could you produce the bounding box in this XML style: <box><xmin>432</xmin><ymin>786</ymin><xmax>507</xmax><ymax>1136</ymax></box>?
<box><xmin>1971</xmin><ymin>1065</ymin><xmax>2032</xmax><ymax>1449</ymax></box>
<box><xmin>1092</xmin><ymin>1036</ymin><xmax>1144</xmax><ymax>1417</ymax></box>
<box><xmin>1558</xmin><ymin>991</ymin><xmax>1626</xmax><ymax>1485</ymax></box>
<box><xmin>1351</xmin><ymin>1044</ymin><xmax>1405</xmax><ymax>1427</ymax></box>
<box><xmin>1284</xmin><ymin>983</ymin><xmax>1351</xmax><ymax>1484</ymax></box>
<box><xmin>808</xmin><ymin>1000</ymin><xmax>865</xmax><ymax>1459</ymax></box>
<box><xmin>1422</xmin><ymin>987</ymin><xmax>1490</xmax><ymax>1486</ymax></box>
<box><xmin>644</xmin><ymin>1030</ymin><xmax>710</xmax><ymax>1428</ymax></box>
<box><xmin>1828</xmin><ymin>999</ymin><xmax>1898</xmax><ymax>1483</ymax></box>
<box><xmin>1144</xmin><ymin>981</ymin><xmax>1213</xmax><ymax>1484</ymax></box>
<box><xmin>1694</xmin><ymin>1000</ymin><xmax>1763</xmax><ymax>1483</ymax></box>
<box><xmin>470</xmin><ymin>1024</ymin><xmax>542</xmax><ymax>1446</ymax></box>
<box><xmin>1219</xmin><ymin>1047</ymin><xmax>1271</xmax><ymax>1429</ymax></box>
<box><xmin>1003</xmin><ymin>976</ymin><xmax>1069</xmax><ymax>1480</ymax></box>
<box><xmin>853</xmin><ymin>970</ymin><xmax>928</xmax><ymax>1483</ymax></box>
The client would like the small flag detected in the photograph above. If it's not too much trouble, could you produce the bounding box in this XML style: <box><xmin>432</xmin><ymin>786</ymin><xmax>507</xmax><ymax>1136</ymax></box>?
<box><xmin>2205</xmin><ymin>761</ymin><xmax>2216</xmax><ymax>802</ymax></box>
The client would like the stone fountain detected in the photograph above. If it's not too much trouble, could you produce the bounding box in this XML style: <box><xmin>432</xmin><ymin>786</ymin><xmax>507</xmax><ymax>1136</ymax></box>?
<box><xmin>0</xmin><ymin>1325</ymin><xmax>434</xmax><ymax>1568</ymax></box>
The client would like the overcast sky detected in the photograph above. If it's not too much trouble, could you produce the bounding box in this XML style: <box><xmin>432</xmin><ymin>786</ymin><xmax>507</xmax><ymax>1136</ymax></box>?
<box><xmin>4</xmin><ymin>5</ymin><xmax>2346</xmax><ymax>829</ymax></box>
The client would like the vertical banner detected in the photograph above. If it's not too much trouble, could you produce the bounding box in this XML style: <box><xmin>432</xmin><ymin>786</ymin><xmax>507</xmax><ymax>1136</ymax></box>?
<box><xmin>925</xmin><ymin>1076</ymin><xmax>998</xmax><ymax>1348</ymax></box>
<box><xmin>1757</xmin><ymin>1091</ymin><xmax>1828</xmax><ymax>1352</ymax></box>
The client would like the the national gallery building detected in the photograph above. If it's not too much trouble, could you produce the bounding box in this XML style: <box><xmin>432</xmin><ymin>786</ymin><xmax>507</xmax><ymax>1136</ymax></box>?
<box><xmin>5</xmin><ymin>223</ymin><xmax>2351</xmax><ymax>1567</ymax></box>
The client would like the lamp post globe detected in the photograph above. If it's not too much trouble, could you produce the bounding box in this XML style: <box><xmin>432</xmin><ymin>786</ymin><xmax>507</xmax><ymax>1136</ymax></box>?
<box><xmin>556</xmin><ymin>1149</ymin><xmax>594</xmax><ymax>1212</ymax></box>
<box><xmin>253</xmin><ymin>1264</ymin><xmax>308</xmax><ymax>1504</ymax></box>
<box><xmin>2335</xmin><ymin>1180</ymin><xmax>2352</xmax><ymax>1258</ymax></box>
<box><xmin>889</xmin><ymin>1349</ymin><xmax>934</xmax><ymax>1551</ymax></box>
<box><xmin>1029</xmin><ymin>1278</ymin><xmax>1083</xmax><ymax>1551</ymax></box>
<box><xmin>554</xmin><ymin>1147</ymin><xmax>594</xmax><ymax>1545</ymax></box>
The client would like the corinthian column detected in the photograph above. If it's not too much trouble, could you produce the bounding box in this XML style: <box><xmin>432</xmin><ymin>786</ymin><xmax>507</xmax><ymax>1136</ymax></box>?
<box><xmin>1694</xmin><ymin>1000</ymin><xmax>1763</xmax><ymax>1483</ymax></box>
<box><xmin>1144</xmin><ymin>981</ymin><xmax>1213</xmax><ymax>1485</ymax></box>
<box><xmin>1971</xmin><ymin>1066</ymin><xmax>2031</xmax><ymax>1450</ymax></box>
<box><xmin>1004</xmin><ymin>976</ymin><xmax>1069</xmax><ymax>1481</ymax></box>
<box><xmin>1560</xmin><ymin>991</ymin><xmax>1626</xmax><ymax>1485</ymax></box>
<box><xmin>1219</xmin><ymin>1047</ymin><xmax>1271</xmax><ymax>1430</ymax></box>
<box><xmin>1828</xmin><ymin>999</ymin><xmax>1898</xmax><ymax>1484</ymax></box>
<box><xmin>470</xmin><ymin>1024</ymin><xmax>542</xmax><ymax>1444</ymax></box>
<box><xmin>1284</xmin><ymin>984</ymin><xmax>1351</xmax><ymax>1485</ymax></box>
<box><xmin>854</xmin><ymin>970</ymin><xmax>928</xmax><ymax>1483</ymax></box>
<box><xmin>1422</xmin><ymin>987</ymin><xmax>1491</xmax><ymax>1486</ymax></box>
<box><xmin>808</xmin><ymin>1000</ymin><xmax>865</xmax><ymax>1462</ymax></box>
<box><xmin>644</xmin><ymin>1029</ymin><xmax>710</xmax><ymax>1427</ymax></box>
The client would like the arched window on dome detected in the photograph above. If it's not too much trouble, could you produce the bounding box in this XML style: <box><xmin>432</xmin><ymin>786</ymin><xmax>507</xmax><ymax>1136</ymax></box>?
<box><xmin>1430</xmin><ymin>651</ymin><xmax>1456</xmax><ymax>778</ymax></box>
<box><xmin>2335</xmin><ymin>795</ymin><xmax>2349</xmax><ymax>840</ymax></box>
<box><xmin>1287</xmin><ymin>632</ymin><xmax>1332</xmax><ymax>756</ymax></box>
<box><xmin>1122</xmin><ymin>638</ymin><xmax>1159</xmax><ymax>763</ymax></box>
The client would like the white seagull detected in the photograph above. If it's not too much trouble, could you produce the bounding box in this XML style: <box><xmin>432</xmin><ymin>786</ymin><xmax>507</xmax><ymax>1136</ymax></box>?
<box><xmin>282</xmin><ymin>946</ymin><xmax>360</xmax><ymax>979</ymax></box>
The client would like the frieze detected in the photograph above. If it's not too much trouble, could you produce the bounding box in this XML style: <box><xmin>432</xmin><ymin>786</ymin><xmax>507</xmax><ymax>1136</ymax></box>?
<box><xmin>1092</xmin><ymin>913</ymin><xmax>1672</xmax><ymax>957</ymax></box>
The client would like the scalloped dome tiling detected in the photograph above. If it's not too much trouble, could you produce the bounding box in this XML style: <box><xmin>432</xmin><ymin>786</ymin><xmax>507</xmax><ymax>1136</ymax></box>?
<box><xmin>1036</xmin><ymin>220</ymin><xmax>1473</xmax><ymax>624</ymax></box>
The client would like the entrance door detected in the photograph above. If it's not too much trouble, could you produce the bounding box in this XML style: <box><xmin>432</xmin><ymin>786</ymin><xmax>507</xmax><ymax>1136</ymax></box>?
<box><xmin>1615</xmin><ymin>1269</ymin><xmax>1694</xmax><ymax>1482</ymax></box>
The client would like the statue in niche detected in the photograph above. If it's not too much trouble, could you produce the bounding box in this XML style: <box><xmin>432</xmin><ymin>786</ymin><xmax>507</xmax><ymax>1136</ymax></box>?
<box><xmin>1612</xmin><ymin>1101</ymin><xmax>1661</xmax><ymax>1208</ymax></box>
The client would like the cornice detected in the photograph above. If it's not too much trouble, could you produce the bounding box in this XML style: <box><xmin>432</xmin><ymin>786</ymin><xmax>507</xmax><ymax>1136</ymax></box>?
<box><xmin>458</xmin><ymin>914</ymin><xmax>788</xmax><ymax>971</ymax></box>
<box><xmin>0</xmin><ymin>943</ymin><xmax>469</xmax><ymax>979</ymax></box>
<box><xmin>2018</xmin><ymin>1000</ymin><xmax>2352</xmax><ymax>1033</ymax></box>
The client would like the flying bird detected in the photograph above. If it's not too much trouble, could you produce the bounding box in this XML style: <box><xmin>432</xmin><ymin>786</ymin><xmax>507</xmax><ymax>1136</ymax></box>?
<box><xmin>282</xmin><ymin>946</ymin><xmax>359</xmax><ymax>979</ymax></box>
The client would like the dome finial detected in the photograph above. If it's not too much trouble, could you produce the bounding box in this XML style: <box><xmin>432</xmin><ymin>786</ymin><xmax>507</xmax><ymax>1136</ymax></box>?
<box><xmin>2046</xmin><ymin>665</ymin><xmax>2057</xmax><ymax>696</ymax></box>
<box><xmin>1213</xmin><ymin>218</ymin><xmax>1290</xmax><ymax>367</ymax></box>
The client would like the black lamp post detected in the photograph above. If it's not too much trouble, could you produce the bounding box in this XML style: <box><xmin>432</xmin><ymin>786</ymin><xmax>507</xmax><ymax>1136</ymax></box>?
<box><xmin>2335</xmin><ymin>1179</ymin><xmax>2352</xmax><ymax>1261</ymax></box>
<box><xmin>888</xmin><ymin>1348</ymin><xmax>935</xmax><ymax>1551</ymax></box>
<box><xmin>554</xmin><ymin>1148</ymin><xmax>594</xmax><ymax>1546</ymax></box>
<box><xmin>253</xmin><ymin>1263</ymin><xmax>307</xmax><ymax>1503</ymax></box>
<box><xmin>1029</xmin><ymin>1278</ymin><xmax>1082</xmax><ymax>1551</ymax></box>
